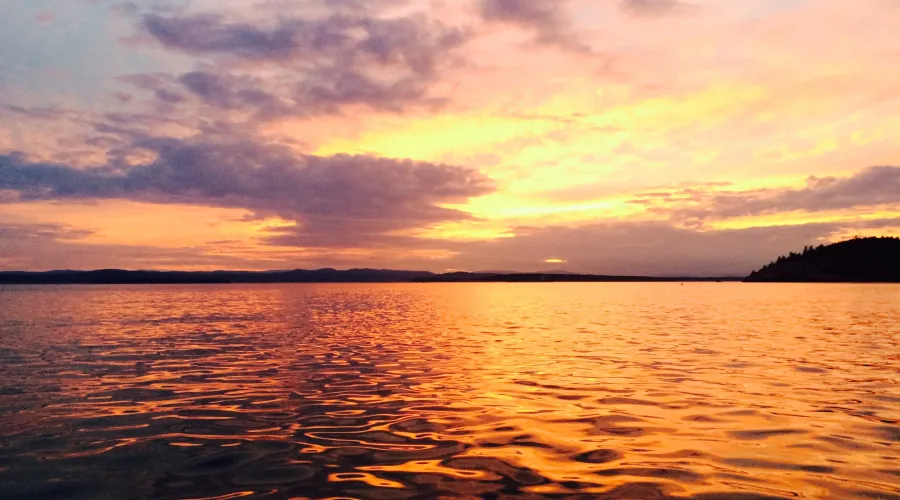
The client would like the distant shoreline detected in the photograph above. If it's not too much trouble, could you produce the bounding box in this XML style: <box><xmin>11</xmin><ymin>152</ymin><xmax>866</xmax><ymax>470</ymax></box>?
<box><xmin>0</xmin><ymin>269</ymin><xmax>745</xmax><ymax>285</ymax></box>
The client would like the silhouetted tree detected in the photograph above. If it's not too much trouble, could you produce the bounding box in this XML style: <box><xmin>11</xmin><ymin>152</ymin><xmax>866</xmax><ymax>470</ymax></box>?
<box><xmin>745</xmin><ymin>237</ymin><xmax>900</xmax><ymax>282</ymax></box>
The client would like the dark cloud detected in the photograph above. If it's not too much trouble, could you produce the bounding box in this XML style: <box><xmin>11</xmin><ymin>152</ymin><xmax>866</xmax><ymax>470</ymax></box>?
<box><xmin>133</xmin><ymin>10</ymin><xmax>469</xmax><ymax>116</ymax></box>
<box><xmin>178</xmin><ymin>72</ymin><xmax>230</xmax><ymax>105</ymax></box>
<box><xmin>0</xmin><ymin>137</ymin><xmax>495</xmax><ymax>249</ymax></box>
<box><xmin>154</xmin><ymin>88</ymin><xmax>185</xmax><ymax>103</ymax></box>
<box><xmin>651</xmin><ymin>166</ymin><xmax>900</xmax><ymax>221</ymax></box>
<box><xmin>147</xmin><ymin>67</ymin><xmax>438</xmax><ymax>119</ymax></box>
<box><xmin>143</xmin><ymin>13</ymin><xmax>302</xmax><ymax>59</ymax></box>
<box><xmin>142</xmin><ymin>13</ymin><xmax>467</xmax><ymax>72</ymax></box>
<box><xmin>177</xmin><ymin>72</ymin><xmax>284</xmax><ymax>113</ymax></box>
<box><xmin>294</xmin><ymin>68</ymin><xmax>438</xmax><ymax>114</ymax></box>
<box><xmin>481</xmin><ymin>0</ymin><xmax>562</xmax><ymax>30</ymax></box>
<box><xmin>767</xmin><ymin>167</ymin><xmax>900</xmax><ymax>212</ymax></box>
<box><xmin>479</xmin><ymin>0</ymin><xmax>585</xmax><ymax>49</ymax></box>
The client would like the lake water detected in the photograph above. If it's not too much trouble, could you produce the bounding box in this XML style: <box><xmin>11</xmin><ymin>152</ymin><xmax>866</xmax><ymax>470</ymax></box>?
<box><xmin>0</xmin><ymin>283</ymin><xmax>898</xmax><ymax>500</ymax></box>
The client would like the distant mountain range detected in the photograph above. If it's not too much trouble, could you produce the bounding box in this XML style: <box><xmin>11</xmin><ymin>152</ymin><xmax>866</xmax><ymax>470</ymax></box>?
<box><xmin>0</xmin><ymin>269</ymin><xmax>432</xmax><ymax>285</ymax></box>
<box><xmin>0</xmin><ymin>268</ymin><xmax>741</xmax><ymax>285</ymax></box>
<box><xmin>745</xmin><ymin>237</ymin><xmax>900</xmax><ymax>282</ymax></box>
<box><xmin>8</xmin><ymin>237</ymin><xmax>895</xmax><ymax>285</ymax></box>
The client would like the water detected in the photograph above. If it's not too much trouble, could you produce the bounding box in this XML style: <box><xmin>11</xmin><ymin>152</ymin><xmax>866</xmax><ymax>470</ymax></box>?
<box><xmin>0</xmin><ymin>283</ymin><xmax>898</xmax><ymax>500</ymax></box>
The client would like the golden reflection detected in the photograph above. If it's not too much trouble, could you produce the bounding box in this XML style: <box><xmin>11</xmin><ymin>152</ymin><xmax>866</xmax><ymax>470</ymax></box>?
<box><xmin>0</xmin><ymin>283</ymin><xmax>898</xmax><ymax>499</ymax></box>
<box><xmin>360</xmin><ymin>460</ymin><xmax>494</xmax><ymax>480</ymax></box>
<box><xmin>183</xmin><ymin>492</ymin><xmax>256</xmax><ymax>500</ymax></box>
<box><xmin>328</xmin><ymin>472</ymin><xmax>406</xmax><ymax>489</ymax></box>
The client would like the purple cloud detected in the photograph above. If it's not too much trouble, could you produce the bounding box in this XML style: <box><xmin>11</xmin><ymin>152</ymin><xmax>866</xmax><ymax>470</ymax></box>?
<box><xmin>131</xmin><ymin>9</ymin><xmax>470</xmax><ymax>116</ymax></box>
<box><xmin>0</xmin><ymin>136</ymin><xmax>495</xmax><ymax>249</ymax></box>
<box><xmin>642</xmin><ymin>166</ymin><xmax>900</xmax><ymax>221</ymax></box>
<box><xmin>142</xmin><ymin>13</ymin><xmax>467</xmax><ymax>73</ymax></box>
<box><xmin>479</xmin><ymin>0</ymin><xmax>586</xmax><ymax>49</ymax></box>
<box><xmin>143</xmin><ymin>13</ymin><xmax>302</xmax><ymax>59</ymax></box>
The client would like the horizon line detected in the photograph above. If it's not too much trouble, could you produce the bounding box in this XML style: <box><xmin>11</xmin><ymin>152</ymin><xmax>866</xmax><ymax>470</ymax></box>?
<box><xmin>0</xmin><ymin>268</ymin><xmax>746</xmax><ymax>279</ymax></box>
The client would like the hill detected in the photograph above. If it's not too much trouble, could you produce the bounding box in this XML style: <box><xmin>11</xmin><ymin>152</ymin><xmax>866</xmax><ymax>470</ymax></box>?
<box><xmin>745</xmin><ymin>237</ymin><xmax>900</xmax><ymax>282</ymax></box>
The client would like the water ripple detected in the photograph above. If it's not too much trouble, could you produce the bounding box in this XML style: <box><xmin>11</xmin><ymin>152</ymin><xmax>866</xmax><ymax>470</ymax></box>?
<box><xmin>0</xmin><ymin>283</ymin><xmax>898</xmax><ymax>499</ymax></box>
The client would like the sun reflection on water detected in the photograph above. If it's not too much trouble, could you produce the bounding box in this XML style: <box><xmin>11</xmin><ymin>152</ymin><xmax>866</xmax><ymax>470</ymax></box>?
<box><xmin>0</xmin><ymin>283</ymin><xmax>898</xmax><ymax>499</ymax></box>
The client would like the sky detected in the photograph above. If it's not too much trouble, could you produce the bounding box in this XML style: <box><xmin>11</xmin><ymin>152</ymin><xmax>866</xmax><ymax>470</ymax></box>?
<box><xmin>1</xmin><ymin>0</ymin><xmax>899</xmax><ymax>276</ymax></box>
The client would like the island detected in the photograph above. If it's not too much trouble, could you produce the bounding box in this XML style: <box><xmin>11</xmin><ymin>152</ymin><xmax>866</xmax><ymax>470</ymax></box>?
<box><xmin>744</xmin><ymin>237</ymin><xmax>900</xmax><ymax>283</ymax></box>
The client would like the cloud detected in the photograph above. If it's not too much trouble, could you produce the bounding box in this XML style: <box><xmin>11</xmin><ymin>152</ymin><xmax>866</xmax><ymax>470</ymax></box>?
<box><xmin>619</xmin><ymin>0</ymin><xmax>687</xmax><ymax>16</ymax></box>
<box><xmin>0</xmin><ymin>137</ymin><xmax>495</xmax><ymax>249</ymax></box>
<box><xmin>178</xmin><ymin>72</ymin><xmax>231</xmax><ymax>106</ymax></box>
<box><xmin>142</xmin><ymin>67</ymin><xmax>439</xmax><ymax>119</ymax></box>
<box><xmin>768</xmin><ymin>166</ymin><xmax>900</xmax><ymax>212</ymax></box>
<box><xmin>480</xmin><ymin>0</ymin><xmax>563</xmax><ymax>30</ymax></box>
<box><xmin>0</xmin><ymin>222</ymin><xmax>94</xmax><ymax>242</ymax></box>
<box><xmin>445</xmin><ymin>219</ymin><xmax>893</xmax><ymax>276</ymax></box>
<box><xmin>142</xmin><ymin>11</ymin><xmax>468</xmax><ymax>72</ymax></box>
<box><xmin>0</xmin><ymin>221</ymin><xmax>459</xmax><ymax>272</ymax></box>
<box><xmin>142</xmin><ymin>13</ymin><xmax>305</xmax><ymax>60</ymax></box>
<box><xmin>0</xmin><ymin>221</ymin><xmax>284</xmax><ymax>271</ymax></box>
<box><xmin>135</xmin><ymin>9</ymin><xmax>469</xmax><ymax>115</ymax></box>
<box><xmin>176</xmin><ymin>71</ymin><xmax>286</xmax><ymax>114</ymax></box>
<box><xmin>4</xmin><ymin>216</ymin><xmax>897</xmax><ymax>275</ymax></box>
<box><xmin>649</xmin><ymin>166</ymin><xmax>900</xmax><ymax>221</ymax></box>
<box><xmin>479</xmin><ymin>0</ymin><xmax>586</xmax><ymax>49</ymax></box>
<box><xmin>0</xmin><ymin>103</ymin><xmax>87</xmax><ymax>122</ymax></box>
<box><xmin>154</xmin><ymin>88</ymin><xmax>185</xmax><ymax>104</ymax></box>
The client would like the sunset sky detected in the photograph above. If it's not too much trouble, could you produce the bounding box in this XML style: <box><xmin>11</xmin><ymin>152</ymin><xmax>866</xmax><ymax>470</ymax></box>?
<box><xmin>1</xmin><ymin>0</ymin><xmax>899</xmax><ymax>275</ymax></box>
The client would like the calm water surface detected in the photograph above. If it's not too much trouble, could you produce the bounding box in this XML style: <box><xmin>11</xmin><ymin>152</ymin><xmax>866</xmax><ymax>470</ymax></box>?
<box><xmin>0</xmin><ymin>283</ymin><xmax>898</xmax><ymax>500</ymax></box>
